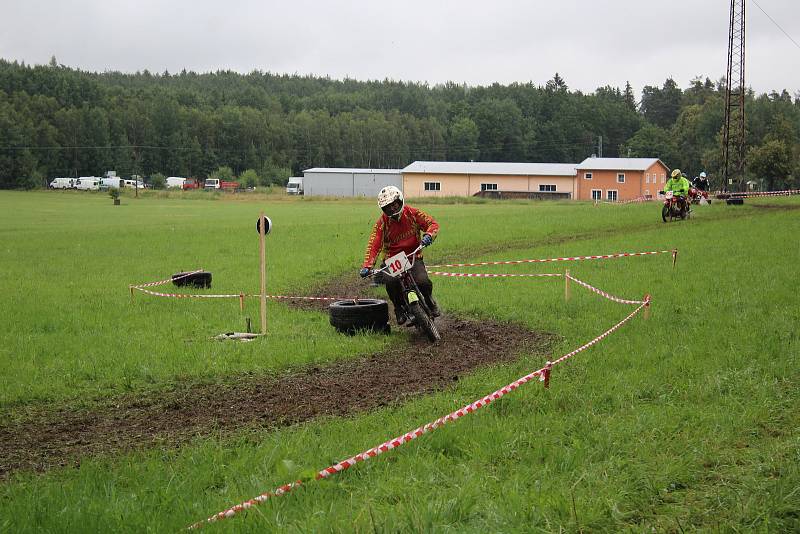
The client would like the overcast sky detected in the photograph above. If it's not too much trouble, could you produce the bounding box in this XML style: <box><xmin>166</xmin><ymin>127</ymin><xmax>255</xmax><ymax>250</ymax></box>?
<box><xmin>1</xmin><ymin>0</ymin><xmax>799</xmax><ymax>97</ymax></box>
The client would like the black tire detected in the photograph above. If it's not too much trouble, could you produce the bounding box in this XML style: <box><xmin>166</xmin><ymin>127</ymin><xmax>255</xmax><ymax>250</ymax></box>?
<box><xmin>329</xmin><ymin>299</ymin><xmax>389</xmax><ymax>335</ymax></box>
<box><xmin>408</xmin><ymin>301</ymin><xmax>440</xmax><ymax>342</ymax></box>
<box><xmin>172</xmin><ymin>271</ymin><xmax>212</xmax><ymax>288</ymax></box>
<box><xmin>662</xmin><ymin>205</ymin><xmax>669</xmax><ymax>223</ymax></box>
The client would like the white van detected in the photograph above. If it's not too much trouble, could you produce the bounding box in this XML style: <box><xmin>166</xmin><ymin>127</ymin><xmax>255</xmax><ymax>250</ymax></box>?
<box><xmin>166</xmin><ymin>176</ymin><xmax>186</xmax><ymax>189</ymax></box>
<box><xmin>100</xmin><ymin>177</ymin><xmax>122</xmax><ymax>189</ymax></box>
<box><xmin>49</xmin><ymin>177</ymin><xmax>75</xmax><ymax>189</ymax></box>
<box><xmin>286</xmin><ymin>177</ymin><xmax>303</xmax><ymax>195</ymax></box>
<box><xmin>204</xmin><ymin>178</ymin><xmax>220</xmax><ymax>189</ymax></box>
<box><xmin>75</xmin><ymin>177</ymin><xmax>101</xmax><ymax>190</ymax></box>
<box><xmin>123</xmin><ymin>179</ymin><xmax>145</xmax><ymax>189</ymax></box>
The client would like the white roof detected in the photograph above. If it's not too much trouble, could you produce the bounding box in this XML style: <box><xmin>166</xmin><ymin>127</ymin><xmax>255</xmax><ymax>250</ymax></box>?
<box><xmin>303</xmin><ymin>168</ymin><xmax>401</xmax><ymax>174</ymax></box>
<box><xmin>576</xmin><ymin>157</ymin><xmax>665</xmax><ymax>171</ymax></box>
<box><xmin>402</xmin><ymin>161</ymin><xmax>577</xmax><ymax>176</ymax></box>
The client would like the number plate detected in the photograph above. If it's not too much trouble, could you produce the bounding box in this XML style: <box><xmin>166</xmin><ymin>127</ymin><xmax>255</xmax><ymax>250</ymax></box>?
<box><xmin>384</xmin><ymin>252</ymin><xmax>411</xmax><ymax>277</ymax></box>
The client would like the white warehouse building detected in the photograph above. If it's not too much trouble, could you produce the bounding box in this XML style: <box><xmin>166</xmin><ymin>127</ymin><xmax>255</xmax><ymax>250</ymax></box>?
<box><xmin>302</xmin><ymin>168</ymin><xmax>402</xmax><ymax>197</ymax></box>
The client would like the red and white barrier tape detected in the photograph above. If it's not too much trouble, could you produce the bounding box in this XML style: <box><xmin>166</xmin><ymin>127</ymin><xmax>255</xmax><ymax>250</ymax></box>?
<box><xmin>723</xmin><ymin>189</ymin><xmax>800</xmax><ymax>198</ymax></box>
<box><xmin>190</xmin><ymin>298</ymin><xmax>650</xmax><ymax>528</ymax></box>
<box><xmin>595</xmin><ymin>196</ymin><xmax>652</xmax><ymax>205</ymax></box>
<box><xmin>132</xmin><ymin>287</ymin><xmax>242</xmax><ymax>299</ymax></box>
<box><xmin>428</xmin><ymin>249</ymin><xmax>676</xmax><ymax>269</ymax></box>
<box><xmin>130</xmin><ymin>269</ymin><xmax>204</xmax><ymax>289</ymax></box>
<box><xmin>132</xmin><ymin>286</ymin><xmax>348</xmax><ymax>301</ymax></box>
<box><xmin>566</xmin><ymin>274</ymin><xmax>646</xmax><ymax>305</ymax></box>
<box><xmin>429</xmin><ymin>271</ymin><xmax>563</xmax><ymax>278</ymax></box>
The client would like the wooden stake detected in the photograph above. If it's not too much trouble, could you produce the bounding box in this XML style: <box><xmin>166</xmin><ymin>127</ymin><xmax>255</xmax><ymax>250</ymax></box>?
<box><xmin>129</xmin><ymin>285</ymin><xmax>134</xmax><ymax>301</ymax></box>
<box><xmin>565</xmin><ymin>269</ymin><xmax>571</xmax><ymax>301</ymax></box>
<box><xmin>542</xmin><ymin>361</ymin><xmax>553</xmax><ymax>389</ymax></box>
<box><xmin>672</xmin><ymin>249</ymin><xmax>678</xmax><ymax>269</ymax></box>
<box><xmin>644</xmin><ymin>295</ymin><xmax>651</xmax><ymax>320</ymax></box>
<box><xmin>259</xmin><ymin>212</ymin><xmax>267</xmax><ymax>334</ymax></box>
<box><xmin>239</xmin><ymin>293</ymin><xmax>245</xmax><ymax>312</ymax></box>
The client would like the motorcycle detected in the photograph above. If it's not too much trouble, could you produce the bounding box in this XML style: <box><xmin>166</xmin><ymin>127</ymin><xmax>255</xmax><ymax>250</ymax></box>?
<box><xmin>661</xmin><ymin>190</ymin><xmax>689</xmax><ymax>222</ymax></box>
<box><xmin>689</xmin><ymin>186</ymin><xmax>711</xmax><ymax>205</ymax></box>
<box><xmin>368</xmin><ymin>244</ymin><xmax>441</xmax><ymax>342</ymax></box>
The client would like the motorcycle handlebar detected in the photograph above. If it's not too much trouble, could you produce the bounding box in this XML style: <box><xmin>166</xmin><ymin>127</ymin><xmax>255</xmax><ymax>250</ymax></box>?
<box><xmin>365</xmin><ymin>244</ymin><xmax>426</xmax><ymax>278</ymax></box>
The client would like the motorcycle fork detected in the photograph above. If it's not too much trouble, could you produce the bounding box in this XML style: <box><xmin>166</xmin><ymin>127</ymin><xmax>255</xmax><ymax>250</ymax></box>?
<box><xmin>402</xmin><ymin>272</ymin><xmax>431</xmax><ymax>315</ymax></box>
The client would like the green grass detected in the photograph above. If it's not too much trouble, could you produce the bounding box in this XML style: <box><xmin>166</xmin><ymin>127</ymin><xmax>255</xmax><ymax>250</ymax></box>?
<box><xmin>1</xmin><ymin>191</ymin><xmax>798</xmax><ymax>531</ymax></box>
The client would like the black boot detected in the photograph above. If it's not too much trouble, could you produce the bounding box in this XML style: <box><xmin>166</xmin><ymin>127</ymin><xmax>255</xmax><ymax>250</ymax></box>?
<box><xmin>427</xmin><ymin>298</ymin><xmax>441</xmax><ymax>317</ymax></box>
<box><xmin>395</xmin><ymin>307</ymin><xmax>408</xmax><ymax>325</ymax></box>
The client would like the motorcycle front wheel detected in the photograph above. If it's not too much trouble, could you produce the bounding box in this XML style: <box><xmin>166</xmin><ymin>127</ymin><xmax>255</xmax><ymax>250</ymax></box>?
<box><xmin>408</xmin><ymin>301</ymin><xmax>441</xmax><ymax>342</ymax></box>
<box><xmin>662</xmin><ymin>204</ymin><xmax>669</xmax><ymax>223</ymax></box>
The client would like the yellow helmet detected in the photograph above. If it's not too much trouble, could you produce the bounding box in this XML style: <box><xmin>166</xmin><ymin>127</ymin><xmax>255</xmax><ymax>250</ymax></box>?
<box><xmin>671</xmin><ymin>169</ymin><xmax>681</xmax><ymax>179</ymax></box>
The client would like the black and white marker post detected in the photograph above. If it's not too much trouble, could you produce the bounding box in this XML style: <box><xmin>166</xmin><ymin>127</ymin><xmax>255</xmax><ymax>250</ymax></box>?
<box><xmin>256</xmin><ymin>213</ymin><xmax>272</xmax><ymax>334</ymax></box>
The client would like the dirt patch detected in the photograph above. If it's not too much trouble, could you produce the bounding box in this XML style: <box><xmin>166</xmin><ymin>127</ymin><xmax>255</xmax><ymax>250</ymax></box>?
<box><xmin>0</xmin><ymin>314</ymin><xmax>555</xmax><ymax>479</ymax></box>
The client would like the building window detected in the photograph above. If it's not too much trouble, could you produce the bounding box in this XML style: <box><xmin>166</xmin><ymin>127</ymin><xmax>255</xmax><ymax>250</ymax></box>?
<box><xmin>617</xmin><ymin>173</ymin><xmax>625</xmax><ymax>183</ymax></box>
<box><xmin>584</xmin><ymin>172</ymin><xmax>593</xmax><ymax>180</ymax></box>
<box><xmin>646</xmin><ymin>173</ymin><xmax>650</xmax><ymax>184</ymax></box>
<box><xmin>424</xmin><ymin>182</ymin><xmax>441</xmax><ymax>191</ymax></box>
<box><xmin>591</xmin><ymin>189</ymin><xmax>602</xmax><ymax>201</ymax></box>
<box><xmin>661</xmin><ymin>174</ymin><xmax>666</xmax><ymax>184</ymax></box>
<box><xmin>607</xmin><ymin>190</ymin><xmax>618</xmax><ymax>201</ymax></box>
<box><xmin>480</xmin><ymin>183</ymin><xmax>497</xmax><ymax>191</ymax></box>
<box><xmin>539</xmin><ymin>184</ymin><xmax>556</xmax><ymax>192</ymax></box>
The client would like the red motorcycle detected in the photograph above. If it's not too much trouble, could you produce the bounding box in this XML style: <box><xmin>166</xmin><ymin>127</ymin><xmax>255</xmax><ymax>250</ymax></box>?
<box><xmin>661</xmin><ymin>191</ymin><xmax>688</xmax><ymax>222</ymax></box>
<box><xmin>689</xmin><ymin>186</ymin><xmax>711</xmax><ymax>205</ymax></box>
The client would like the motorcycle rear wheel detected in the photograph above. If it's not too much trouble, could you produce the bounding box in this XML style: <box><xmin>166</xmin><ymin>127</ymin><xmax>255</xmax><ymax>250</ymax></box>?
<box><xmin>408</xmin><ymin>301</ymin><xmax>440</xmax><ymax>342</ymax></box>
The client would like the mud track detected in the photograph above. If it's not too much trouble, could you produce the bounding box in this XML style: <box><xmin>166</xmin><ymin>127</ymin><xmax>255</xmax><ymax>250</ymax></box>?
<box><xmin>0</xmin><ymin>275</ymin><xmax>556</xmax><ymax>479</ymax></box>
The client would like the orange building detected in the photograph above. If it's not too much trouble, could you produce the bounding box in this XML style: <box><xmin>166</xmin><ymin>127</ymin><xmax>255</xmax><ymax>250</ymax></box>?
<box><xmin>402</xmin><ymin>161</ymin><xmax>577</xmax><ymax>198</ymax></box>
<box><xmin>575</xmin><ymin>157</ymin><xmax>670</xmax><ymax>201</ymax></box>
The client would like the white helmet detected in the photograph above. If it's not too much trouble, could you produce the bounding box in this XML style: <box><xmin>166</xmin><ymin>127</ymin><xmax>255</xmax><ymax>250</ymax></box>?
<box><xmin>377</xmin><ymin>186</ymin><xmax>404</xmax><ymax>217</ymax></box>
<box><xmin>700</xmin><ymin>171</ymin><xmax>707</xmax><ymax>178</ymax></box>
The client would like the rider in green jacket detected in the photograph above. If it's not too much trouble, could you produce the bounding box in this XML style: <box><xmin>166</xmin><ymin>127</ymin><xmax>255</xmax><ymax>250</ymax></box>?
<box><xmin>665</xmin><ymin>169</ymin><xmax>690</xmax><ymax>197</ymax></box>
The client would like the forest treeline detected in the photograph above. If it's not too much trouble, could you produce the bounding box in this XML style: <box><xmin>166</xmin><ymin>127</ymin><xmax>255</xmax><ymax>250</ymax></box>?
<box><xmin>1</xmin><ymin>58</ymin><xmax>798</xmax><ymax>190</ymax></box>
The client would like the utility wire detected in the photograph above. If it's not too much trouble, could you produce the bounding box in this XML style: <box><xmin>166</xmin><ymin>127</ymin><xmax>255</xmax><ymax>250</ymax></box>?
<box><xmin>751</xmin><ymin>0</ymin><xmax>800</xmax><ymax>51</ymax></box>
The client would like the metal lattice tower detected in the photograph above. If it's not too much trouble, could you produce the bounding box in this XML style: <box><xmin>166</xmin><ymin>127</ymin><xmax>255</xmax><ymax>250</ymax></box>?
<box><xmin>721</xmin><ymin>0</ymin><xmax>746</xmax><ymax>191</ymax></box>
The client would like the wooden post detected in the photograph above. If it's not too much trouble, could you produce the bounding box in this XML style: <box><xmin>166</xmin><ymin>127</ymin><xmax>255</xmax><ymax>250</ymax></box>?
<box><xmin>259</xmin><ymin>212</ymin><xmax>267</xmax><ymax>334</ymax></box>
<box><xmin>129</xmin><ymin>285</ymin><xmax>134</xmax><ymax>301</ymax></box>
<box><xmin>565</xmin><ymin>269</ymin><xmax>571</xmax><ymax>302</ymax></box>
<box><xmin>672</xmin><ymin>249</ymin><xmax>678</xmax><ymax>269</ymax></box>
<box><xmin>542</xmin><ymin>361</ymin><xmax>553</xmax><ymax>389</ymax></box>
<box><xmin>239</xmin><ymin>293</ymin><xmax>245</xmax><ymax>312</ymax></box>
<box><xmin>644</xmin><ymin>294</ymin><xmax>651</xmax><ymax>320</ymax></box>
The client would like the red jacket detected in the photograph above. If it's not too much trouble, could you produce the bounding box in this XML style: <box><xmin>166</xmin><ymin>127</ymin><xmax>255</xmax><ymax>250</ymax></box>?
<box><xmin>362</xmin><ymin>205</ymin><xmax>439</xmax><ymax>268</ymax></box>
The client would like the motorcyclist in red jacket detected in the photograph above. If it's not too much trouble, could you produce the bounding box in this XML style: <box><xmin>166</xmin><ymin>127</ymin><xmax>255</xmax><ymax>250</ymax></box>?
<box><xmin>360</xmin><ymin>186</ymin><xmax>440</xmax><ymax>325</ymax></box>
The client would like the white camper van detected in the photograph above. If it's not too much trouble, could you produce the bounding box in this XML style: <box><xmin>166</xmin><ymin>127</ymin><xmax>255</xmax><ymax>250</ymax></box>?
<box><xmin>286</xmin><ymin>177</ymin><xmax>304</xmax><ymax>195</ymax></box>
<box><xmin>100</xmin><ymin>177</ymin><xmax>122</xmax><ymax>189</ymax></box>
<box><xmin>123</xmin><ymin>179</ymin><xmax>145</xmax><ymax>189</ymax></box>
<box><xmin>75</xmin><ymin>177</ymin><xmax>101</xmax><ymax>190</ymax></box>
<box><xmin>49</xmin><ymin>177</ymin><xmax>75</xmax><ymax>189</ymax></box>
<box><xmin>166</xmin><ymin>176</ymin><xmax>186</xmax><ymax>189</ymax></box>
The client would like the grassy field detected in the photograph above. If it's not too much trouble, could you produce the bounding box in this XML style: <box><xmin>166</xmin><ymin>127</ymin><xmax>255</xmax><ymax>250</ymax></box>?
<box><xmin>1</xmin><ymin>190</ymin><xmax>798</xmax><ymax>531</ymax></box>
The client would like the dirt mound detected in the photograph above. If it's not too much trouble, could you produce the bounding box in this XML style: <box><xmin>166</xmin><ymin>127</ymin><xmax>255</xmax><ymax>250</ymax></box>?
<box><xmin>0</xmin><ymin>315</ymin><xmax>555</xmax><ymax>479</ymax></box>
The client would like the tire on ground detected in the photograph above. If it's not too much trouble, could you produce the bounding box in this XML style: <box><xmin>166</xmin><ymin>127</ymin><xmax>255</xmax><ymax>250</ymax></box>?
<box><xmin>329</xmin><ymin>299</ymin><xmax>390</xmax><ymax>335</ymax></box>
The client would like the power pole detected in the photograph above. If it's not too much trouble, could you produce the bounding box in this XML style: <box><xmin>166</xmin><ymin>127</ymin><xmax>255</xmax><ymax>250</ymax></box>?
<box><xmin>721</xmin><ymin>0</ymin><xmax>746</xmax><ymax>192</ymax></box>
<box><xmin>598</xmin><ymin>135</ymin><xmax>603</xmax><ymax>158</ymax></box>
